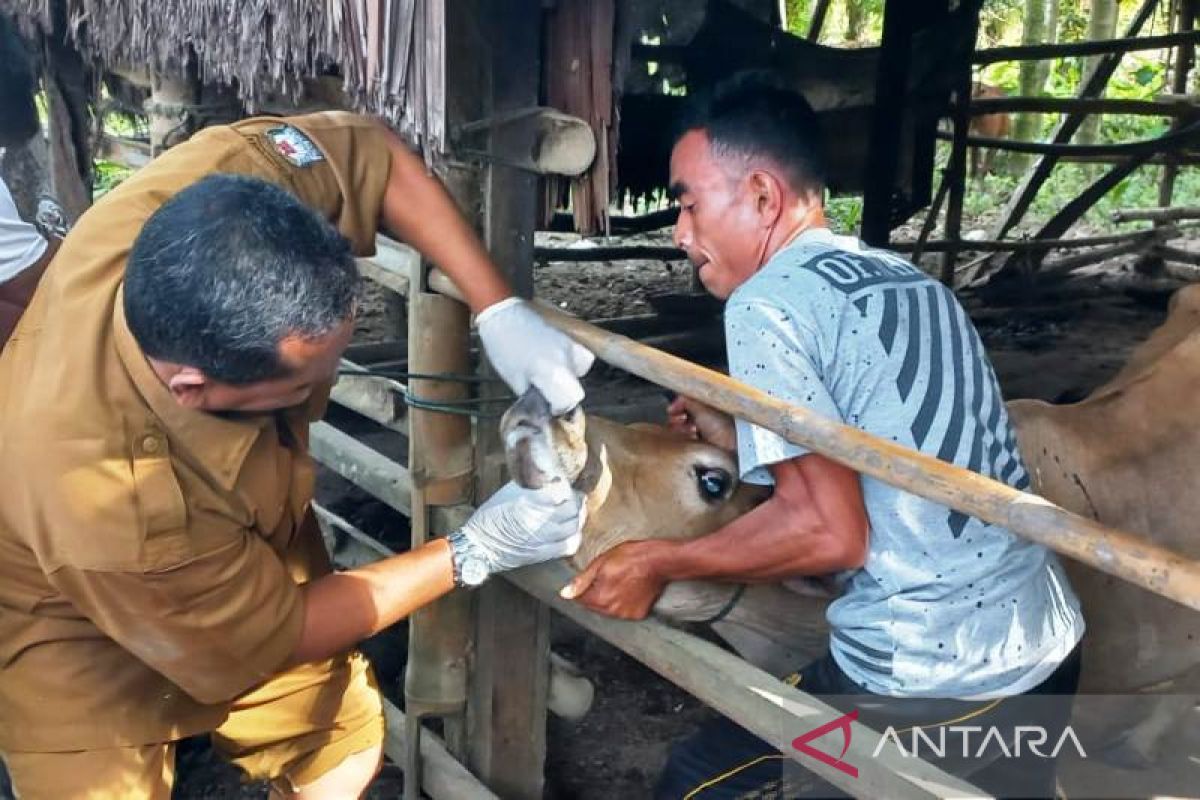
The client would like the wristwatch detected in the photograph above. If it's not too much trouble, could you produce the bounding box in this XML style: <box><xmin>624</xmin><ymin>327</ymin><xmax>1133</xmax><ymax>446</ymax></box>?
<box><xmin>447</xmin><ymin>530</ymin><xmax>491</xmax><ymax>588</ymax></box>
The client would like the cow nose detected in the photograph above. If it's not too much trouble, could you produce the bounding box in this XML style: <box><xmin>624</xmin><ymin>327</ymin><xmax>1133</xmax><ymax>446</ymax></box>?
<box><xmin>506</xmin><ymin>387</ymin><xmax>553</xmax><ymax>429</ymax></box>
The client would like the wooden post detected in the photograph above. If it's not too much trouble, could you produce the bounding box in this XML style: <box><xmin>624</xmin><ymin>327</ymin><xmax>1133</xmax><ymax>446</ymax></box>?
<box><xmin>1159</xmin><ymin>0</ymin><xmax>1197</xmax><ymax>208</ymax></box>
<box><xmin>861</xmin><ymin>0</ymin><xmax>944</xmax><ymax>245</ymax></box>
<box><xmin>807</xmin><ymin>0</ymin><xmax>831</xmax><ymax>41</ymax></box>
<box><xmin>462</xmin><ymin>1</ymin><xmax>550</xmax><ymax>797</ymax></box>
<box><xmin>403</xmin><ymin>266</ymin><xmax>474</xmax><ymax>800</ymax></box>
<box><xmin>939</xmin><ymin>26</ymin><xmax>979</xmax><ymax>285</ymax></box>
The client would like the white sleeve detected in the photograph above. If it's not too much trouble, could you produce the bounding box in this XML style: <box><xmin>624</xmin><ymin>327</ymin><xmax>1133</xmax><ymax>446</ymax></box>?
<box><xmin>725</xmin><ymin>298</ymin><xmax>843</xmax><ymax>485</ymax></box>
<box><xmin>0</xmin><ymin>177</ymin><xmax>48</xmax><ymax>284</ymax></box>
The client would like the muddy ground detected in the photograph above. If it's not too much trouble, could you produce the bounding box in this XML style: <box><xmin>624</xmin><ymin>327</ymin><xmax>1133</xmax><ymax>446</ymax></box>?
<box><xmin>68</xmin><ymin>228</ymin><xmax>1197</xmax><ymax>799</ymax></box>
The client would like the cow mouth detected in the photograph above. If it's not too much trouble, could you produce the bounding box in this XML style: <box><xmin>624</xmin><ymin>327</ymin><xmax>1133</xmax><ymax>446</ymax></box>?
<box><xmin>500</xmin><ymin>388</ymin><xmax>589</xmax><ymax>489</ymax></box>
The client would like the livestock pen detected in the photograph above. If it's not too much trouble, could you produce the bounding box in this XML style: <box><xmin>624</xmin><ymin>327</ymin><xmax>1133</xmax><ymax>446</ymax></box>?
<box><xmin>6</xmin><ymin>0</ymin><xmax>1200</xmax><ymax>797</ymax></box>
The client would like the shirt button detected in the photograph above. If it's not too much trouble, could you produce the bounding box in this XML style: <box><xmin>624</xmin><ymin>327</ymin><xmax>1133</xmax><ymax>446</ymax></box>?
<box><xmin>141</xmin><ymin>435</ymin><xmax>162</xmax><ymax>454</ymax></box>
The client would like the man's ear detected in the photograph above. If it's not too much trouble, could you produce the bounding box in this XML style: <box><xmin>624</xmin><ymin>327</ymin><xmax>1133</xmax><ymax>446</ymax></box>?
<box><xmin>166</xmin><ymin>367</ymin><xmax>209</xmax><ymax>409</ymax></box>
<box><xmin>748</xmin><ymin>169</ymin><xmax>784</xmax><ymax>226</ymax></box>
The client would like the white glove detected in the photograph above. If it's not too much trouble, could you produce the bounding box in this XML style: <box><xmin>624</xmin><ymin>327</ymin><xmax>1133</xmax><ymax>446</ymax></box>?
<box><xmin>476</xmin><ymin>297</ymin><xmax>595</xmax><ymax>414</ymax></box>
<box><xmin>461</xmin><ymin>480</ymin><xmax>586</xmax><ymax>572</ymax></box>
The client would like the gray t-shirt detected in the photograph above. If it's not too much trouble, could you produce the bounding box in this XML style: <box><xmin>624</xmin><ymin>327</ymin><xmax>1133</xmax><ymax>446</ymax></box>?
<box><xmin>727</xmin><ymin>228</ymin><xmax>1084</xmax><ymax>699</ymax></box>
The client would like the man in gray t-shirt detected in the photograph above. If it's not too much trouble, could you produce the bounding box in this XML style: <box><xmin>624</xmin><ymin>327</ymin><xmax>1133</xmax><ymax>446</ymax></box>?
<box><xmin>727</xmin><ymin>227</ymin><xmax>1082</xmax><ymax>700</ymax></box>
<box><xmin>563</xmin><ymin>73</ymin><xmax>1084</xmax><ymax>800</ymax></box>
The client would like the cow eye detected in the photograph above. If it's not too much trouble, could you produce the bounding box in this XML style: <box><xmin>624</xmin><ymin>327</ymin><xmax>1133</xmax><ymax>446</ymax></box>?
<box><xmin>694</xmin><ymin>466</ymin><xmax>731</xmax><ymax>501</ymax></box>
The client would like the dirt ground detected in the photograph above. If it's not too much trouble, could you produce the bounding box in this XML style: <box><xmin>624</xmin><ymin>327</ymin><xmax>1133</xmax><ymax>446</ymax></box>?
<box><xmin>32</xmin><ymin>229</ymin><xmax>1192</xmax><ymax>800</ymax></box>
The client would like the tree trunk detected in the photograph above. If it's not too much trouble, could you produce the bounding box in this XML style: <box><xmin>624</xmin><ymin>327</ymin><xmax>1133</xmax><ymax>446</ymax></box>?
<box><xmin>1011</xmin><ymin>0</ymin><xmax>1049</xmax><ymax>174</ymax></box>
<box><xmin>845</xmin><ymin>0</ymin><xmax>866</xmax><ymax>43</ymax></box>
<box><xmin>1033</xmin><ymin>0</ymin><xmax>1060</xmax><ymax>95</ymax></box>
<box><xmin>0</xmin><ymin>136</ymin><xmax>50</xmax><ymax>222</ymax></box>
<box><xmin>1078</xmin><ymin>0</ymin><xmax>1120</xmax><ymax>145</ymax></box>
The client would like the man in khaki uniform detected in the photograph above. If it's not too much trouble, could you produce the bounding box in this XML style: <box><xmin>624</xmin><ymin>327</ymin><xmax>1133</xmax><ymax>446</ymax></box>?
<box><xmin>0</xmin><ymin>111</ymin><xmax>592</xmax><ymax>798</ymax></box>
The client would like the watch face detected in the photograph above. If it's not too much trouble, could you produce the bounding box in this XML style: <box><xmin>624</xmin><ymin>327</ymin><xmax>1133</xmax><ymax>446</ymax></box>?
<box><xmin>461</xmin><ymin>556</ymin><xmax>489</xmax><ymax>586</ymax></box>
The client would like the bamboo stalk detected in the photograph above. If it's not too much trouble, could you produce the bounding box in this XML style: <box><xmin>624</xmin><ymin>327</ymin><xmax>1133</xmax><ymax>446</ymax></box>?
<box><xmin>1112</xmin><ymin>205</ymin><xmax>1200</xmax><ymax>222</ymax></box>
<box><xmin>441</xmin><ymin>265</ymin><xmax>1200</xmax><ymax>615</ymax></box>
<box><xmin>974</xmin><ymin>28</ymin><xmax>1200</xmax><ymax>64</ymax></box>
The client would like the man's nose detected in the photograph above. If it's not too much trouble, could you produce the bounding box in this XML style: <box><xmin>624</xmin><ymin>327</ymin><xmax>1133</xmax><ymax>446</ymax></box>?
<box><xmin>672</xmin><ymin>217</ymin><xmax>690</xmax><ymax>250</ymax></box>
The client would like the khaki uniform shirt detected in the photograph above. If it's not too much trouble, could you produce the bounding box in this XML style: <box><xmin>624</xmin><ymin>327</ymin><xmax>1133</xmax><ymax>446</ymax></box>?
<box><xmin>0</xmin><ymin>112</ymin><xmax>393</xmax><ymax>751</ymax></box>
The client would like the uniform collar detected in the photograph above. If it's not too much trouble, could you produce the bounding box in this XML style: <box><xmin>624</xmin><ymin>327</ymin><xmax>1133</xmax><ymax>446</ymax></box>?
<box><xmin>112</xmin><ymin>286</ymin><xmax>269</xmax><ymax>491</ymax></box>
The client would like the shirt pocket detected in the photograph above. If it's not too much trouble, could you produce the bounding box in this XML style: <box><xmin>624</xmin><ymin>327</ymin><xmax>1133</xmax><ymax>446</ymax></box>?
<box><xmin>131</xmin><ymin>435</ymin><xmax>191</xmax><ymax>567</ymax></box>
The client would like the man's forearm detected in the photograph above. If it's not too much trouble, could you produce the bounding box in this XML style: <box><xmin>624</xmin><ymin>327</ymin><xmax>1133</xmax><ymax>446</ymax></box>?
<box><xmin>643</xmin><ymin>490</ymin><xmax>862</xmax><ymax>585</ymax></box>
<box><xmin>378</xmin><ymin>133</ymin><xmax>509</xmax><ymax>313</ymax></box>
<box><xmin>288</xmin><ymin>538</ymin><xmax>456</xmax><ymax>666</ymax></box>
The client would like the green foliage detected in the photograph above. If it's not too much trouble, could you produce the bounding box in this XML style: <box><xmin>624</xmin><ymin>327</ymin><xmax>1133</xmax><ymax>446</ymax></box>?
<box><xmin>956</xmin><ymin>158</ymin><xmax>1200</xmax><ymax>233</ymax></box>
<box><xmin>826</xmin><ymin>194</ymin><xmax>863</xmax><ymax>234</ymax></box>
<box><xmin>93</xmin><ymin>159</ymin><xmax>133</xmax><ymax>199</ymax></box>
<box><xmin>782</xmin><ymin>0</ymin><xmax>813</xmax><ymax>36</ymax></box>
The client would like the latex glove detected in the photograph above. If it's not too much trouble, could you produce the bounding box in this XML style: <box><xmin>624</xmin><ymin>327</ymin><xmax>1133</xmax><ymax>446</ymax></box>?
<box><xmin>461</xmin><ymin>480</ymin><xmax>586</xmax><ymax>572</ymax></box>
<box><xmin>476</xmin><ymin>297</ymin><xmax>595</xmax><ymax>414</ymax></box>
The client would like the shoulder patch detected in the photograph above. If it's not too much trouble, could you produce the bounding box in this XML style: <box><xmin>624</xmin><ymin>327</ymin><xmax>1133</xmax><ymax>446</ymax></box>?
<box><xmin>265</xmin><ymin>125</ymin><xmax>325</xmax><ymax>168</ymax></box>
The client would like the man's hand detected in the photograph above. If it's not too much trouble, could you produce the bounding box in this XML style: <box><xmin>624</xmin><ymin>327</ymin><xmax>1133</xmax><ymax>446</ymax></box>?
<box><xmin>667</xmin><ymin>396</ymin><xmax>736</xmax><ymax>451</ymax></box>
<box><xmin>476</xmin><ymin>298</ymin><xmax>594</xmax><ymax>414</ymax></box>
<box><xmin>560</xmin><ymin>540</ymin><xmax>668</xmax><ymax>620</ymax></box>
<box><xmin>462</xmin><ymin>480</ymin><xmax>586</xmax><ymax>572</ymax></box>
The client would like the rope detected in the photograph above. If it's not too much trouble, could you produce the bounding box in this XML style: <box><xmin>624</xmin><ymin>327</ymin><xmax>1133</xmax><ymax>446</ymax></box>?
<box><xmin>336</xmin><ymin>365</ymin><xmax>513</xmax><ymax>418</ymax></box>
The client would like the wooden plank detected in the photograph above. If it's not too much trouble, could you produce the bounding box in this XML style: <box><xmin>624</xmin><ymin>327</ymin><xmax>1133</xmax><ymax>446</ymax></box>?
<box><xmin>894</xmin><ymin>227</ymin><xmax>1177</xmax><ymax>253</ymax></box>
<box><xmin>330</xmin><ymin>359</ymin><xmax>408</xmax><ymax>434</ymax></box>
<box><xmin>358</xmin><ymin>234</ymin><xmax>421</xmax><ymax>296</ymax></box>
<box><xmin>544</xmin><ymin>206</ymin><xmax>678</xmax><ymax>233</ymax></box>
<box><xmin>934</xmin><ymin>119</ymin><xmax>1200</xmax><ymax>156</ymax></box>
<box><xmin>320</xmin><ymin>502</ymin><xmax>982</xmax><ymax>798</ymax></box>
<box><xmin>383</xmin><ymin>699</ymin><xmax>499</xmax><ymax>800</ymax></box>
<box><xmin>535</xmin><ymin>244</ymin><xmax>685</xmax><ymax>262</ymax></box>
<box><xmin>807</xmin><ymin>0</ymin><xmax>831</xmax><ymax>41</ymax></box>
<box><xmin>940</xmin><ymin>15</ymin><xmax>979</xmax><ymax>284</ymax></box>
<box><xmin>523</xmin><ymin>301</ymin><xmax>1200</xmax><ymax>614</ymax></box>
<box><xmin>309</xmin><ymin>421</ymin><xmax>412</xmax><ymax>516</ymax></box>
<box><xmin>988</xmin><ymin>0</ymin><xmax>1161</xmax><ymax>242</ymax></box>
<box><xmin>974</xmin><ymin>28</ymin><xmax>1200</xmax><ymax>64</ymax></box>
<box><xmin>1114</xmin><ymin>205</ymin><xmax>1200</xmax><ymax>222</ymax></box>
<box><xmin>314</xmin><ymin>502</ymin><xmax>394</xmax><ymax>568</ymax></box>
<box><xmin>965</xmin><ymin>95</ymin><xmax>1200</xmax><ymax>117</ymax></box>
<box><xmin>507</xmin><ymin>561</ymin><xmax>984</xmax><ymax>800</ymax></box>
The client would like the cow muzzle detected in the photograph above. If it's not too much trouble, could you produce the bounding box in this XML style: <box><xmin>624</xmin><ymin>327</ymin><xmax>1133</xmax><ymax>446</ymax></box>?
<box><xmin>500</xmin><ymin>388</ymin><xmax>589</xmax><ymax>489</ymax></box>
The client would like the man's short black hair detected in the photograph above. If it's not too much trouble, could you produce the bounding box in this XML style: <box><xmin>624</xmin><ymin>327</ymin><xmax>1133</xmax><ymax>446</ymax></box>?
<box><xmin>125</xmin><ymin>174</ymin><xmax>358</xmax><ymax>384</ymax></box>
<box><xmin>0</xmin><ymin>14</ymin><xmax>39</xmax><ymax>147</ymax></box>
<box><xmin>676</xmin><ymin>71</ymin><xmax>826</xmax><ymax>196</ymax></box>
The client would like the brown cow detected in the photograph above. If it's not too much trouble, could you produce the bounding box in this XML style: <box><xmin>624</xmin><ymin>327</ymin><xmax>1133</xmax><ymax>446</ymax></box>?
<box><xmin>969</xmin><ymin>81</ymin><xmax>1010</xmax><ymax>178</ymax></box>
<box><xmin>506</xmin><ymin>288</ymin><xmax>1200</xmax><ymax>761</ymax></box>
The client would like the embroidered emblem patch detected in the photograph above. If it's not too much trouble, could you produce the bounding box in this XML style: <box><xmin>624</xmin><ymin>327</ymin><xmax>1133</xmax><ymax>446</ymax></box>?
<box><xmin>265</xmin><ymin>125</ymin><xmax>325</xmax><ymax>167</ymax></box>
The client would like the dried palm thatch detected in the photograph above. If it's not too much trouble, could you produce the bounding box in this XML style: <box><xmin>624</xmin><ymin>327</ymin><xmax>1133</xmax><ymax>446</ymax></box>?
<box><xmin>1</xmin><ymin>0</ymin><xmax>445</xmax><ymax>151</ymax></box>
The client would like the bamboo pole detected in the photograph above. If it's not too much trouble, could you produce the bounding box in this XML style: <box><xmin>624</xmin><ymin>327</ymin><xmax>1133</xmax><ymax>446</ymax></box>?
<box><xmin>974</xmin><ymin>28</ymin><xmax>1200</xmax><ymax>64</ymax></box>
<box><xmin>428</xmin><ymin>269</ymin><xmax>1200</xmax><ymax>613</ymax></box>
<box><xmin>965</xmin><ymin>95</ymin><xmax>1200</xmax><ymax>117</ymax></box>
<box><xmin>1113</xmin><ymin>205</ymin><xmax>1200</xmax><ymax>222</ymax></box>
<box><xmin>403</xmin><ymin>246</ymin><xmax>475</xmax><ymax>800</ymax></box>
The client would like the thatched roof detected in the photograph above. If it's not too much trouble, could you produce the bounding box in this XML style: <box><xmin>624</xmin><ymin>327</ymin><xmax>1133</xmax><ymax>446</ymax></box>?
<box><xmin>2</xmin><ymin>0</ymin><xmax>445</xmax><ymax>151</ymax></box>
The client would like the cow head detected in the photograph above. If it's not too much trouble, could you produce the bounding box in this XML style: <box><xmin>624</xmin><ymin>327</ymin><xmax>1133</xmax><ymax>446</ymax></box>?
<box><xmin>500</xmin><ymin>388</ymin><xmax>768</xmax><ymax>569</ymax></box>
